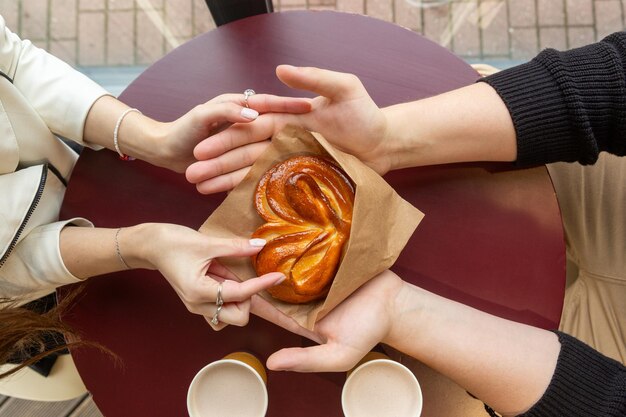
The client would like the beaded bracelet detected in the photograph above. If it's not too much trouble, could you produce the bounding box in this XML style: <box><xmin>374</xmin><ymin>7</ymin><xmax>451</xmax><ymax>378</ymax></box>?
<box><xmin>113</xmin><ymin>108</ymin><xmax>141</xmax><ymax>161</ymax></box>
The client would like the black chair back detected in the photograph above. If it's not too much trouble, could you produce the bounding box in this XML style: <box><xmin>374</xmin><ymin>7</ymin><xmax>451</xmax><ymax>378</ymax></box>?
<box><xmin>205</xmin><ymin>0</ymin><xmax>274</xmax><ymax>26</ymax></box>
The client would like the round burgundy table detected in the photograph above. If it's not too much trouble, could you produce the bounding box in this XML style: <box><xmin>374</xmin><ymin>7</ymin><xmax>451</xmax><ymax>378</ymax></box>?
<box><xmin>60</xmin><ymin>11</ymin><xmax>565</xmax><ymax>417</ymax></box>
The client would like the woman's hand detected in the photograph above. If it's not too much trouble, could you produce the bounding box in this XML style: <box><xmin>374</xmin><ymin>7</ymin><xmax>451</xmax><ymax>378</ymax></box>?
<box><xmin>82</xmin><ymin>94</ymin><xmax>311</xmax><ymax>175</ymax></box>
<box><xmin>186</xmin><ymin>66</ymin><xmax>391</xmax><ymax>194</ymax></box>
<box><xmin>266</xmin><ymin>270</ymin><xmax>405</xmax><ymax>372</ymax></box>
<box><xmin>154</xmin><ymin>93</ymin><xmax>312</xmax><ymax>173</ymax></box>
<box><xmin>121</xmin><ymin>223</ymin><xmax>286</xmax><ymax>330</ymax></box>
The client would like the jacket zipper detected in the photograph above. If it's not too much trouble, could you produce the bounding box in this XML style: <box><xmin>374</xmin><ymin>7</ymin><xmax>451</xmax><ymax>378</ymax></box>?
<box><xmin>0</xmin><ymin>165</ymin><xmax>48</xmax><ymax>268</ymax></box>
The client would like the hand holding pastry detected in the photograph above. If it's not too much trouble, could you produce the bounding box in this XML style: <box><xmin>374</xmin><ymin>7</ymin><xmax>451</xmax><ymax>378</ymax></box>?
<box><xmin>187</xmin><ymin>66</ymin><xmax>390</xmax><ymax>194</ymax></box>
<box><xmin>267</xmin><ymin>270</ymin><xmax>404</xmax><ymax>372</ymax></box>
<box><xmin>105</xmin><ymin>224</ymin><xmax>286</xmax><ymax>330</ymax></box>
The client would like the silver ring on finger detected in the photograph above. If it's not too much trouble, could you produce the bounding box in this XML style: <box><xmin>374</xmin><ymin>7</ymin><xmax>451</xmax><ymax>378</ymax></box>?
<box><xmin>210</xmin><ymin>282</ymin><xmax>224</xmax><ymax>326</ymax></box>
<box><xmin>216</xmin><ymin>282</ymin><xmax>224</xmax><ymax>307</ymax></box>
<box><xmin>243</xmin><ymin>89</ymin><xmax>256</xmax><ymax>108</ymax></box>
<box><xmin>210</xmin><ymin>303</ymin><xmax>223</xmax><ymax>326</ymax></box>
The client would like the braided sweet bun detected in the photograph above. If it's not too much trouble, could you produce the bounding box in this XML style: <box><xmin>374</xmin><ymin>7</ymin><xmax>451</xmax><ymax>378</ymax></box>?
<box><xmin>251</xmin><ymin>155</ymin><xmax>355</xmax><ymax>303</ymax></box>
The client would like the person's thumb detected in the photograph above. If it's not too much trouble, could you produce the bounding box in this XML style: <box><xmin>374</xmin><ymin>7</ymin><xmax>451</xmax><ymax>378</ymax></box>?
<box><xmin>276</xmin><ymin>65</ymin><xmax>363</xmax><ymax>101</ymax></box>
<box><xmin>267</xmin><ymin>344</ymin><xmax>356</xmax><ymax>373</ymax></box>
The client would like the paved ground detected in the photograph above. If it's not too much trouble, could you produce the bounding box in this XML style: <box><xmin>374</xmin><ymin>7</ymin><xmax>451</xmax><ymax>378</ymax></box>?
<box><xmin>1</xmin><ymin>0</ymin><xmax>625</xmax><ymax>69</ymax></box>
<box><xmin>0</xmin><ymin>393</ymin><xmax>100</xmax><ymax>417</ymax></box>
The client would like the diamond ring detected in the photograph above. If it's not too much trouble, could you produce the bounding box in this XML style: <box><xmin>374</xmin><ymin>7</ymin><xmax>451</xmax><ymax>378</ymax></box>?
<box><xmin>243</xmin><ymin>89</ymin><xmax>256</xmax><ymax>108</ymax></box>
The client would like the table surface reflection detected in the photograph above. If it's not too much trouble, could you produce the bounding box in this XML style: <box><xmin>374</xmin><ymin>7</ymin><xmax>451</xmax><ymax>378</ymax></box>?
<box><xmin>60</xmin><ymin>11</ymin><xmax>565</xmax><ymax>417</ymax></box>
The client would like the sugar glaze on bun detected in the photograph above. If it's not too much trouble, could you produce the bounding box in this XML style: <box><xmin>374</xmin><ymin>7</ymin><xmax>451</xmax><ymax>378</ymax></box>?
<box><xmin>251</xmin><ymin>155</ymin><xmax>355</xmax><ymax>303</ymax></box>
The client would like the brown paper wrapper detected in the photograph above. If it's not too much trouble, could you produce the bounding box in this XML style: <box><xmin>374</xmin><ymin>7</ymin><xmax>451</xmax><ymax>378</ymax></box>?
<box><xmin>200</xmin><ymin>125</ymin><xmax>424</xmax><ymax>329</ymax></box>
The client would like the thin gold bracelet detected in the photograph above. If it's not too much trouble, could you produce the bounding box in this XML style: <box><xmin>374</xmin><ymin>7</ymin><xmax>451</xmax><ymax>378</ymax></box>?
<box><xmin>115</xmin><ymin>228</ymin><xmax>131</xmax><ymax>270</ymax></box>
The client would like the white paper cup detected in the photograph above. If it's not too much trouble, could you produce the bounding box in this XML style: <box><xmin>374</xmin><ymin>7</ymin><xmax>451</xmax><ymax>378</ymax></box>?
<box><xmin>187</xmin><ymin>352</ymin><xmax>268</xmax><ymax>417</ymax></box>
<box><xmin>342</xmin><ymin>352</ymin><xmax>423</xmax><ymax>417</ymax></box>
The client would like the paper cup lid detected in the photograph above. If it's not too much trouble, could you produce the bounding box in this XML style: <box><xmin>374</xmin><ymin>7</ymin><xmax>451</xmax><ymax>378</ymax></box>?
<box><xmin>342</xmin><ymin>359</ymin><xmax>422</xmax><ymax>417</ymax></box>
<box><xmin>187</xmin><ymin>360</ymin><xmax>268</xmax><ymax>417</ymax></box>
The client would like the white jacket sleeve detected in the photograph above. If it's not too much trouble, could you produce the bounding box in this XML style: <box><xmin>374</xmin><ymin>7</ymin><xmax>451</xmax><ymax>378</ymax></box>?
<box><xmin>0</xmin><ymin>219</ymin><xmax>92</xmax><ymax>300</ymax></box>
<box><xmin>0</xmin><ymin>15</ymin><xmax>109</xmax><ymax>147</ymax></box>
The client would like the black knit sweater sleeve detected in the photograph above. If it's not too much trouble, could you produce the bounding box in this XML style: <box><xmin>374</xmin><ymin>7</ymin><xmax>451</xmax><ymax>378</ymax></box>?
<box><xmin>480</xmin><ymin>32</ymin><xmax>626</xmax><ymax>166</ymax></box>
<box><xmin>517</xmin><ymin>331</ymin><xmax>626</xmax><ymax>417</ymax></box>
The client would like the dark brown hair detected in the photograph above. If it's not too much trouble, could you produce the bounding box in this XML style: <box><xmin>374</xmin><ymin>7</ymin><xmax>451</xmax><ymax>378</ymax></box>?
<box><xmin>0</xmin><ymin>287</ymin><xmax>110</xmax><ymax>379</ymax></box>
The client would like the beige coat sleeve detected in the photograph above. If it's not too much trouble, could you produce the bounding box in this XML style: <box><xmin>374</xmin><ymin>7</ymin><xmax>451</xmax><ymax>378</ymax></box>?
<box><xmin>0</xmin><ymin>15</ymin><xmax>109</xmax><ymax>147</ymax></box>
<box><xmin>0</xmin><ymin>219</ymin><xmax>93</xmax><ymax>300</ymax></box>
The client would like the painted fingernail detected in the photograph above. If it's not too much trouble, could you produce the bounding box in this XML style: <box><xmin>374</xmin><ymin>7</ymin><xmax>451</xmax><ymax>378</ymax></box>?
<box><xmin>241</xmin><ymin>107</ymin><xmax>259</xmax><ymax>119</ymax></box>
<box><xmin>249</xmin><ymin>238</ymin><xmax>266</xmax><ymax>247</ymax></box>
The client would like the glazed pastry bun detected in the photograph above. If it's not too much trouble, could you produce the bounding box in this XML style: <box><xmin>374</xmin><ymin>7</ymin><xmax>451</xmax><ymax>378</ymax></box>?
<box><xmin>251</xmin><ymin>155</ymin><xmax>355</xmax><ymax>303</ymax></box>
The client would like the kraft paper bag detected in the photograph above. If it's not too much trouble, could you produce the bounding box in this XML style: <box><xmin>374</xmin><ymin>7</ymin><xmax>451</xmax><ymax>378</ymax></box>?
<box><xmin>200</xmin><ymin>125</ymin><xmax>424</xmax><ymax>329</ymax></box>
